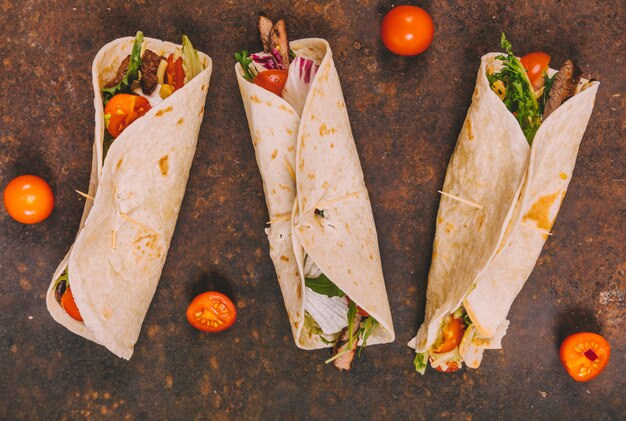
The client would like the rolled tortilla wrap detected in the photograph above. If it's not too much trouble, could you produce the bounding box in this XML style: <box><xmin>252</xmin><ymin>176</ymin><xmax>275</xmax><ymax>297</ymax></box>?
<box><xmin>46</xmin><ymin>36</ymin><xmax>213</xmax><ymax>360</ymax></box>
<box><xmin>236</xmin><ymin>38</ymin><xmax>394</xmax><ymax>350</ymax></box>
<box><xmin>409</xmin><ymin>52</ymin><xmax>599</xmax><ymax>367</ymax></box>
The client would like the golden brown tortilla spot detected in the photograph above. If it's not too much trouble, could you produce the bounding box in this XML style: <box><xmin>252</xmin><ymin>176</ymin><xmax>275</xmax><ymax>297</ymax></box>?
<box><xmin>288</xmin><ymin>145</ymin><xmax>294</xmax><ymax>152</ymax></box>
<box><xmin>345</xmin><ymin>223</ymin><xmax>350</xmax><ymax>233</ymax></box>
<box><xmin>201</xmin><ymin>84</ymin><xmax>206</xmax><ymax>91</ymax></box>
<box><xmin>199</xmin><ymin>105</ymin><xmax>204</xmax><ymax>115</ymax></box>
<box><xmin>476</xmin><ymin>213</ymin><xmax>485</xmax><ymax>229</ymax></box>
<box><xmin>253</xmin><ymin>136</ymin><xmax>261</xmax><ymax>146</ymax></box>
<box><xmin>279</xmin><ymin>183</ymin><xmax>290</xmax><ymax>191</ymax></box>
<box><xmin>330</xmin><ymin>143</ymin><xmax>334</xmax><ymax>148</ymax></box>
<box><xmin>347</xmin><ymin>268</ymin><xmax>351</xmax><ymax>274</ymax></box>
<box><xmin>158</xmin><ymin>155</ymin><xmax>169</xmax><ymax>176</ymax></box>
<box><xmin>369</xmin><ymin>254</ymin><xmax>374</xmax><ymax>260</ymax></box>
<box><xmin>294</xmin><ymin>321</ymin><xmax>300</xmax><ymax>329</ymax></box>
<box><xmin>177</xmin><ymin>118</ymin><xmax>184</xmax><ymax>125</ymax></box>
<box><xmin>279</xmin><ymin>104</ymin><xmax>294</xmax><ymax>114</ymax></box>
<box><xmin>445</xmin><ymin>222</ymin><xmax>454</xmax><ymax>234</ymax></box>
<box><xmin>321</xmin><ymin>181</ymin><xmax>329</xmax><ymax>190</ymax></box>
<box><xmin>271</xmin><ymin>149</ymin><xmax>278</xmax><ymax>159</ymax></box>
<box><xmin>560</xmin><ymin>173</ymin><xmax>568</xmax><ymax>180</ymax></box>
<box><xmin>308</xmin><ymin>173</ymin><xmax>316</xmax><ymax>180</ymax></box>
<box><xmin>524</xmin><ymin>192</ymin><xmax>560</xmax><ymax>231</ymax></box>
<box><xmin>250</xmin><ymin>95</ymin><xmax>261</xmax><ymax>103</ymax></box>
<box><xmin>437</xmin><ymin>217</ymin><xmax>444</xmax><ymax>224</ymax></box>
<box><xmin>272</xmin><ymin>188</ymin><xmax>277</xmax><ymax>194</ymax></box>
<box><xmin>466</xmin><ymin>120</ymin><xmax>473</xmax><ymax>140</ymax></box>
<box><xmin>102</xmin><ymin>308</ymin><xmax>112</xmax><ymax>320</ymax></box>
<box><xmin>116</xmin><ymin>158</ymin><xmax>123</xmax><ymax>170</ymax></box>
<box><xmin>155</xmin><ymin>106</ymin><xmax>173</xmax><ymax>117</ymax></box>
<box><xmin>319</xmin><ymin>124</ymin><xmax>337</xmax><ymax>137</ymax></box>
<box><xmin>286</xmin><ymin>128</ymin><xmax>294</xmax><ymax>135</ymax></box>
<box><xmin>281</xmin><ymin>256</ymin><xmax>289</xmax><ymax>262</ymax></box>
<box><xmin>299</xmin><ymin>159</ymin><xmax>305</xmax><ymax>170</ymax></box>
<box><xmin>265</xmin><ymin>101</ymin><xmax>273</xmax><ymax>107</ymax></box>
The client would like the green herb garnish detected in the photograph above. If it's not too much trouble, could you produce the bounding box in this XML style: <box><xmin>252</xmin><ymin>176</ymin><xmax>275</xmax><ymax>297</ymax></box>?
<box><xmin>487</xmin><ymin>33</ymin><xmax>541</xmax><ymax>143</ymax></box>
<box><xmin>305</xmin><ymin>273</ymin><xmax>345</xmax><ymax>298</ymax></box>
<box><xmin>357</xmin><ymin>317</ymin><xmax>378</xmax><ymax>357</ymax></box>
<box><xmin>102</xmin><ymin>31</ymin><xmax>144</xmax><ymax>105</ymax></box>
<box><xmin>235</xmin><ymin>50</ymin><xmax>255</xmax><ymax>82</ymax></box>
<box><xmin>539</xmin><ymin>73</ymin><xmax>556</xmax><ymax>116</ymax></box>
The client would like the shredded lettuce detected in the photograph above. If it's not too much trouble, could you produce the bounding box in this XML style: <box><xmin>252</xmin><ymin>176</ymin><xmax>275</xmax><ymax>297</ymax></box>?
<box><xmin>102</xmin><ymin>31</ymin><xmax>143</xmax><ymax>105</ymax></box>
<box><xmin>413</xmin><ymin>352</ymin><xmax>429</xmax><ymax>375</ymax></box>
<box><xmin>486</xmin><ymin>33</ymin><xmax>541</xmax><ymax>143</ymax></box>
<box><xmin>181</xmin><ymin>35</ymin><xmax>204</xmax><ymax>83</ymax></box>
<box><xmin>282</xmin><ymin>56</ymin><xmax>318</xmax><ymax>116</ymax></box>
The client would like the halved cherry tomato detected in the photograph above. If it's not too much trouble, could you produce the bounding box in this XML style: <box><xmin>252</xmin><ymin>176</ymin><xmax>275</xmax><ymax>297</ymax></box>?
<box><xmin>520</xmin><ymin>52</ymin><xmax>551</xmax><ymax>91</ymax></box>
<box><xmin>187</xmin><ymin>291</ymin><xmax>237</xmax><ymax>332</ymax></box>
<box><xmin>560</xmin><ymin>332</ymin><xmax>610</xmax><ymax>382</ymax></box>
<box><xmin>61</xmin><ymin>286</ymin><xmax>83</xmax><ymax>322</ymax></box>
<box><xmin>253</xmin><ymin>70</ymin><xmax>289</xmax><ymax>97</ymax></box>
<box><xmin>381</xmin><ymin>5</ymin><xmax>434</xmax><ymax>56</ymax></box>
<box><xmin>432</xmin><ymin>315</ymin><xmax>465</xmax><ymax>354</ymax></box>
<box><xmin>433</xmin><ymin>360</ymin><xmax>460</xmax><ymax>373</ymax></box>
<box><xmin>166</xmin><ymin>54</ymin><xmax>185</xmax><ymax>91</ymax></box>
<box><xmin>3</xmin><ymin>175</ymin><xmax>54</xmax><ymax>224</ymax></box>
<box><xmin>104</xmin><ymin>93</ymin><xmax>151</xmax><ymax>138</ymax></box>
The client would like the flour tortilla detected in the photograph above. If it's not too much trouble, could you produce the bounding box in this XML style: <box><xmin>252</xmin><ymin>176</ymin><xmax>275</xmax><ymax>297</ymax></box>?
<box><xmin>236</xmin><ymin>38</ymin><xmax>394</xmax><ymax>349</ymax></box>
<box><xmin>46</xmin><ymin>36</ymin><xmax>212</xmax><ymax>359</ymax></box>
<box><xmin>409</xmin><ymin>53</ymin><xmax>599</xmax><ymax>362</ymax></box>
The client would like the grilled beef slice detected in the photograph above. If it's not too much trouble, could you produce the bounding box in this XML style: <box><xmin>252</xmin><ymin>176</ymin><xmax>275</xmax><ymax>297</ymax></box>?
<box><xmin>543</xmin><ymin>59</ymin><xmax>582</xmax><ymax>119</ymax></box>
<box><xmin>140</xmin><ymin>49</ymin><xmax>164</xmax><ymax>95</ymax></box>
<box><xmin>105</xmin><ymin>55</ymin><xmax>130</xmax><ymax>88</ymax></box>
<box><xmin>332</xmin><ymin>313</ymin><xmax>363</xmax><ymax>371</ymax></box>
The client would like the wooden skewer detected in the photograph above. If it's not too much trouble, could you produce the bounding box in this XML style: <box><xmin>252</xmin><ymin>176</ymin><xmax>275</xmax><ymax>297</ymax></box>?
<box><xmin>119</xmin><ymin>211</ymin><xmax>160</xmax><ymax>236</ymax></box>
<box><xmin>521</xmin><ymin>221</ymin><xmax>553</xmax><ymax>236</ymax></box>
<box><xmin>284</xmin><ymin>157</ymin><xmax>296</xmax><ymax>182</ymax></box>
<box><xmin>112</xmin><ymin>230</ymin><xmax>117</xmax><ymax>251</ymax></box>
<box><xmin>438</xmin><ymin>190</ymin><xmax>483</xmax><ymax>210</ymax></box>
<box><xmin>307</xmin><ymin>191</ymin><xmax>365</xmax><ymax>215</ymax></box>
<box><xmin>75</xmin><ymin>190</ymin><xmax>95</xmax><ymax>201</ymax></box>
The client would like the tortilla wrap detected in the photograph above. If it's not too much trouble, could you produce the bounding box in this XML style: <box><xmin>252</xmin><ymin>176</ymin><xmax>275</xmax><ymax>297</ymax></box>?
<box><xmin>409</xmin><ymin>52</ymin><xmax>599</xmax><ymax>365</ymax></box>
<box><xmin>46</xmin><ymin>36</ymin><xmax>212</xmax><ymax>359</ymax></box>
<box><xmin>236</xmin><ymin>38</ymin><xmax>394</xmax><ymax>349</ymax></box>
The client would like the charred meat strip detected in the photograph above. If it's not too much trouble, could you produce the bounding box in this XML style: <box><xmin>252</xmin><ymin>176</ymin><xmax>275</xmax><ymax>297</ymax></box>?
<box><xmin>543</xmin><ymin>59</ymin><xmax>582</xmax><ymax>119</ymax></box>
<box><xmin>332</xmin><ymin>313</ymin><xmax>363</xmax><ymax>371</ymax></box>
<box><xmin>105</xmin><ymin>55</ymin><xmax>130</xmax><ymax>88</ymax></box>
<box><xmin>140</xmin><ymin>49</ymin><xmax>165</xmax><ymax>94</ymax></box>
<box><xmin>258</xmin><ymin>15</ymin><xmax>273</xmax><ymax>52</ymax></box>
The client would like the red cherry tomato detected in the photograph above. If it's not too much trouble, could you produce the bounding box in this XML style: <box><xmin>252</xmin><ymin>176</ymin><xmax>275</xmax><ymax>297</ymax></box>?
<box><xmin>61</xmin><ymin>286</ymin><xmax>83</xmax><ymax>322</ymax></box>
<box><xmin>187</xmin><ymin>292</ymin><xmax>237</xmax><ymax>332</ymax></box>
<box><xmin>3</xmin><ymin>175</ymin><xmax>54</xmax><ymax>224</ymax></box>
<box><xmin>432</xmin><ymin>315</ymin><xmax>465</xmax><ymax>354</ymax></box>
<box><xmin>381</xmin><ymin>5</ymin><xmax>434</xmax><ymax>56</ymax></box>
<box><xmin>104</xmin><ymin>93</ymin><xmax>151</xmax><ymax>138</ymax></box>
<box><xmin>253</xmin><ymin>69</ymin><xmax>289</xmax><ymax>97</ymax></box>
<box><xmin>520</xmin><ymin>52</ymin><xmax>551</xmax><ymax>90</ymax></box>
<box><xmin>560</xmin><ymin>332</ymin><xmax>610</xmax><ymax>382</ymax></box>
<box><xmin>433</xmin><ymin>361</ymin><xmax>460</xmax><ymax>373</ymax></box>
<box><xmin>166</xmin><ymin>54</ymin><xmax>185</xmax><ymax>91</ymax></box>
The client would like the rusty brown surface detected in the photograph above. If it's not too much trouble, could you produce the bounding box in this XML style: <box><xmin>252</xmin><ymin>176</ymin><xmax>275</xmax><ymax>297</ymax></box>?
<box><xmin>0</xmin><ymin>0</ymin><xmax>624</xmax><ymax>419</ymax></box>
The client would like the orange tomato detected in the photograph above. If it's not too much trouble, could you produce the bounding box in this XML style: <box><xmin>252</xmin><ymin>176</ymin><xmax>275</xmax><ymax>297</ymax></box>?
<box><xmin>253</xmin><ymin>70</ymin><xmax>289</xmax><ymax>97</ymax></box>
<box><xmin>104</xmin><ymin>93</ymin><xmax>151</xmax><ymax>138</ymax></box>
<box><xmin>520</xmin><ymin>52</ymin><xmax>551</xmax><ymax>90</ymax></box>
<box><xmin>432</xmin><ymin>315</ymin><xmax>465</xmax><ymax>354</ymax></box>
<box><xmin>381</xmin><ymin>5</ymin><xmax>434</xmax><ymax>56</ymax></box>
<box><xmin>166</xmin><ymin>54</ymin><xmax>185</xmax><ymax>91</ymax></box>
<box><xmin>560</xmin><ymin>332</ymin><xmax>610</xmax><ymax>382</ymax></box>
<box><xmin>433</xmin><ymin>360</ymin><xmax>460</xmax><ymax>373</ymax></box>
<box><xmin>3</xmin><ymin>175</ymin><xmax>54</xmax><ymax>224</ymax></box>
<box><xmin>61</xmin><ymin>286</ymin><xmax>83</xmax><ymax>322</ymax></box>
<box><xmin>187</xmin><ymin>292</ymin><xmax>237</xmax><ymax>332</ymax></box>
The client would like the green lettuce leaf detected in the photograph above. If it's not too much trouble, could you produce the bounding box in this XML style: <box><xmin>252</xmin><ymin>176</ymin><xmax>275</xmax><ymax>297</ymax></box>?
<box><xmin>102</xmin><ymin>31</ymin><xmax>143</xmax><ymax>105</ymax></box>
<box><xmin>235</xmin><ymin>50</ymin><xmax>255</xmax><ymax>82</ymax></box>
<box><xmin>181</xmin><ymin>35</ymin><xmax>204</xmax><ymax>82</ymax></box>
<box><xmin>414</xmin><ymin>351</ymin><xmax>429</xmax><ymax>375</ymax></box>
<box><xmin>305</xmin><ymin>273</ymin><xmax>345</xmax><ymax>298</ymax></box>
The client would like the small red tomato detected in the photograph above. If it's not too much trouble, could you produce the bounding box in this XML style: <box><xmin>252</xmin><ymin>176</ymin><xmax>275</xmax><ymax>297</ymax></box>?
<box><xmin>253</xmin><ymin>69</ymin><xmax>289</xmax><ymax>97</ymax></box>
<box><xmin>432</xmin><ymin>315</ymin><xmax>465</xmax><ymax>354</ymax></box>
<box><xmin>433</xmin><ymin>360</ymin><xmax>460</xmax><ymax>373</ymax></box>
<box><xmin>381</xmin><ymin>5</ymin><xmax>434</xmax><ymax>56</ymax></box>
<box><xmin>166</xmin><ymin>54</ymin><xmax>185</xmax><ymax>91</ymax></box>
<box><xmin>187</xmin><ymin>292</ymin><xmax>237</xmax><ymax>332</ymax></box>
<box><xmin>520</xmin><ymin>52</ymin><xmax>551</xmax><ymax>91</ymax></box>
<box><xmin>560</xmin><ymin>332</ymin><xmax>610</xmax><ymax>382</ymax></box>
<box><xmin>61</xmin><ymin>286</ymin><xmax>83</xmax><ymax>322</ymax></box>
<box><xmin>3</xmin><ymin>175</ymin><xmax>54</xmax><ymax>224</ymax></box>
<box><xmin>104</xmin><ymin>93</ymin><xmax>151</xmax><ymax>138</ymax></box>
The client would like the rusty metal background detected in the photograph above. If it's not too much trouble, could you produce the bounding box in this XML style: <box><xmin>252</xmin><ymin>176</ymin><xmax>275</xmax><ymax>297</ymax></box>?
<box><xmin>0</xmin><ymin>1</ymin><xmax>624</xmax><ymax>419</ymax></box>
